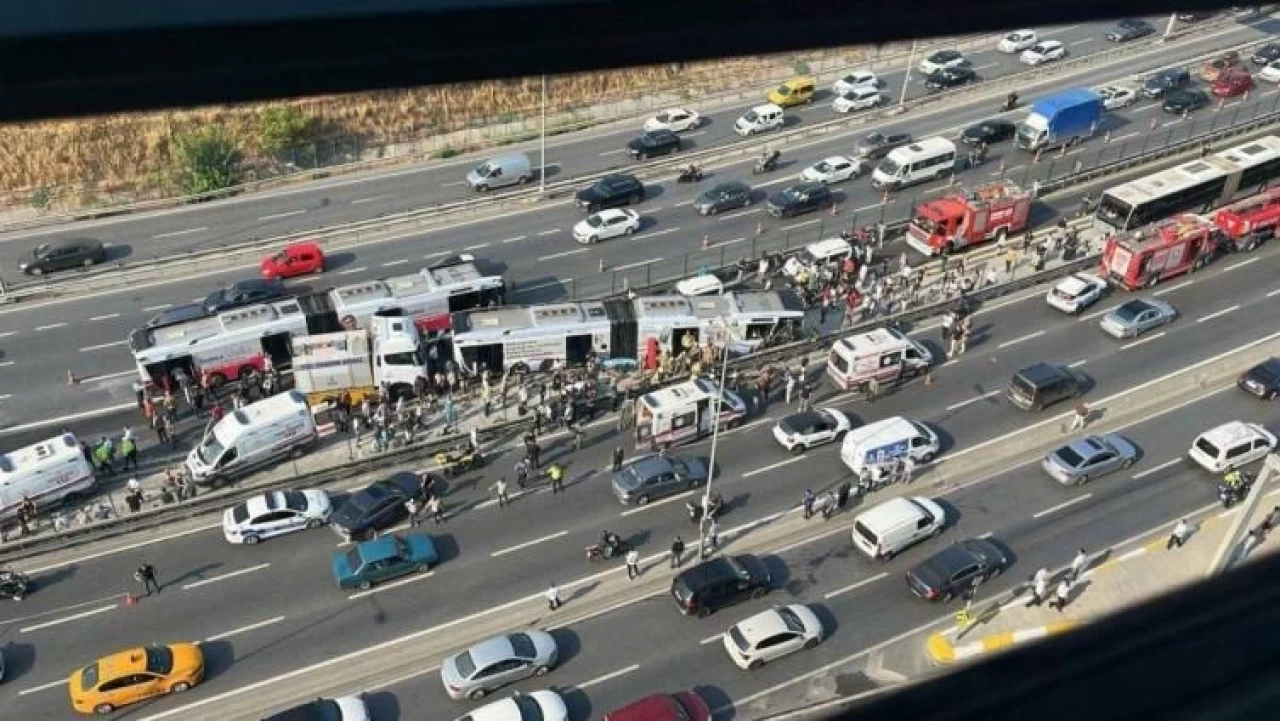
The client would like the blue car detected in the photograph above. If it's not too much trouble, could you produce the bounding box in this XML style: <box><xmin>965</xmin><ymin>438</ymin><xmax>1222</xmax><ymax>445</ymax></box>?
<box><xmin>331</xmin><ymin>533</ymin><xmax>438</xmax><ymax>591</ymax></box>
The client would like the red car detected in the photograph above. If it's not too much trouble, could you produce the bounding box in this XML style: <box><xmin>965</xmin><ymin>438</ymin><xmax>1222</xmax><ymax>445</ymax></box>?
<box><xmin>1212</xmin><ymin>69</ymin><xmax>1253</xmax><ymax>97</ymax></box>
<box><xmin>603</xmin><ymin>692</ymin><xmax>711</xmax><ymax>721</ymax></box>
<box><xmin>260</xmin><ymin>242</ymin><xmax>325</xmax><ymax>279</ymax></box>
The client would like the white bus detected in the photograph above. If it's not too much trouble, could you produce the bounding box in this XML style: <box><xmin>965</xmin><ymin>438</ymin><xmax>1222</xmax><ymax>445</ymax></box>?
<box><xmin>0</xmin><ymin>433</ymin><xmax>96</xmax><ymax>524</ymax></box>
<box><xmin>1094</xmin><ymin>134</ymin><xmax>1280</xmax><ymax>233</ymax></box>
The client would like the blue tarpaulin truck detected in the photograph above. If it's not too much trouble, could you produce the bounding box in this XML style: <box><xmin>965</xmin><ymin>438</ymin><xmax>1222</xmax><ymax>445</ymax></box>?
<box><xmin>1015</xmin><ymin>87</ymin><xmax>1104</xmax><ymax>152</ymax></box>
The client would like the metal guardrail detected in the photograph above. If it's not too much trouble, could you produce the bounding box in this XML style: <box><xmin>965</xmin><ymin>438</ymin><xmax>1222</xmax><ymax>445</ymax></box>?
<box><xmin>0</xmin><ymin>24</ymin><xmax>1244</xmax><ymax>302</ymax></box>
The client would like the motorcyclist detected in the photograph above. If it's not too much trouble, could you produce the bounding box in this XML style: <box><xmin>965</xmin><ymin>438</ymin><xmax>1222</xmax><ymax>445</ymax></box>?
<box><xmin>705</xmin><ymin>491</ymin><xmax>723</xmax><ymax>517</ymax></box>
<box><xmin>1224</xmin><ymin>467</ymin><xmax>1244</xmax><ymax>490</ymax></box>
<box><xmin>1004</xmin><ymin>92</ymin><xmax>1018</xmax><ymax>111</ymax></box>
<box><xmin>600</xmin><ymin>530</ymin><xmax>621</xmax><ymax>558</ymax></box>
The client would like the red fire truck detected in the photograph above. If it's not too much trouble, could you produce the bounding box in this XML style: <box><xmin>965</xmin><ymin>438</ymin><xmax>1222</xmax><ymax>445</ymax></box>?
<box><xmin>1211</xmin><ymin>186</ymin><xmax>1280</xmax><ymax>252</ymax></box>
<box><xmin>905</xmin><ymin>180</ymin><xmax>1032</xmax><ymax>256</ymax></box>
<box><xmin>1101</xmin><ymin>214</ymin><xmax>1221</xmax><ymax>290</ymax></box>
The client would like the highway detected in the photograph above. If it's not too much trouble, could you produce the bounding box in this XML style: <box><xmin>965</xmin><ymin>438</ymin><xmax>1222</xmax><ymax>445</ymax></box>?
<box><xmin>2</xmin><ymin>234</ymin><xmax>1277</xmax><ymax>718</ymax></box>
<box><xmin>2</xmin><ymin>17</ymin><xmax>1279</xmax><ymax>435</ymax></box>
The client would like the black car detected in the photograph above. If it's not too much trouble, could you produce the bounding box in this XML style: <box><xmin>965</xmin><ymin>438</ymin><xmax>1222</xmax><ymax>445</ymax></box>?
<box><xmin>694</xmin><ymin>181</ymin><xmax>752</xmax><ymax>215</ymax></box>
<box><xmin>146</xmin><ymin>302</ymin><xmax>210</xmax><ymax>329</ymax></box>
<box><xmin>960</xmin><ymin>119</ymin><xmax>1017</xmax><ymax>146</ymax></box>
<box><xmin>1007</xmin><ymin>362</ymin><xmax>1084</xmax><ymax>411</ymax></box>
<box><xmin>1251</xmin><ymin>42</ymin><xmax>1280</xmax><ymax>65</ymax></box>
<box><xmin>1106</xmin><ymin>18</ymin><xmax>1155</xmax><ymax>42</ymax></box>
<box><xmin>906</xmin><ymin>538</ymin><xmax>1010</xmax><ymax>602</ymax></box>
<box><xmin>626</xmin><ymin>129</ymin><xmax>682</xmax><ymax>160</ymax></box>
<box><xmin>1239</xmin><ymin>358</ymin><xmax>1280</xmax><ymax>399</ymax></box>
<box><xmin>203</xmin><ymin>278</ymin><xmax>288</xmax><ymax>313</ymax></box>
<box><xmin>1177</xmin><ymin>10</ymin><xmax>1215</xmax><ymax>21</ymax></box>
<box><xmin>1162</xmin><ymin>89</ymin><xmax>1211</xmax><ymax>114</ymax></box>
<box><xmin>1142</xmin><ymin>68</ymin><xmax>1191</xmax><ymax>98</ymax></box>
<box><xmin>926</xmin><ymin>66</ymin><xmax>977</xmax><ymax>91</ymax></box>
<box><xmin>854</xmin><ymin>130</ymin><xmax>913</xmax><ymax>160</ymax></box>
<box><xmin>575</xmin><ymin>173</ymin><xmax>645</xmax><ymax>212</ymax></box>
<box><xmin>261</xmin><ymin>697</ymin><xmax>368</xmax><ymax>721</ymax></box>
<box><xmin>671</xmin><ymin>555</ymin><xmax>771</xmax><ymax>617</ymax></box>
<box><xmin>766</xmin><ymin>182</ymin><xmax>833</xmax><ymax>218</ymax></box>
<box><xmin>329</xmin><ymin>472</ymin><xmax>422</xmax><ymax>541</ymax></box>
<box><xmin>18</xmin><ymin>238</ymin><xmax>106</xmax><ymax>275</ymax></box>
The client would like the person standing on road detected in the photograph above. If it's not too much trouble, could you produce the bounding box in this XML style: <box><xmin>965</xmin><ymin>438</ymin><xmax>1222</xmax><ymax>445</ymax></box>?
<box><xmin>492</xmin><ymin>477</ymin><xmax>510</xmax><ymax>508</ymax></box>
<box><xmin>625</xmin><ymin>548</ymin><xmax>641</xmax><ymax>580</ymax></box>
<box><xmin>1167</xmin><ymin>518</ymin><xmax>1190</xmax><ymax>549</ymax></box>
<box><xmin>548</xmin><ymin>463</ymin><xmax>564</xmax><ymax>494</ymax></box>
<box><xmin>1070</xmin><ymin>548</ymin><xmax>1088</xmax><ymax>582</ymax></box>
<box><xmin>427</xmin><ymin>495</ymin><xmax>444</xmax><ymax>524</ymax></box>
<box><xmin>1070</xmin><ymin>403</ymin><xmax>1089</xmax><ymax>432</ymax></box>
<box><xmin>706</xmin><ymin>519</ymin><xmax>721</xmax><ymax>552</ymax></box>
<box><xmin>405</xmin><ymin>497</ymin><xmax>422</xmax><ymax>527</ymax></box>
<box><xmin>902</xmin><ymin>456</ymin><xmax>916</xmax><ymax>484</ymax></box>
<box><xmin>1050</xmin><ymin>579</ymin><xmax>1072</xmax><ymax>612</ymax></box>
<box><xmin>785</xmin><ymin>373</ymin><xmax>797</xmax><ymax>405</ymax></box>
<box><xmin>610</xmin><ymin>446</ymin><xmax>625</xmax><ymax>473</ymax></box>
<box><xmin>802</xmin><ymin>489</ymin><xmax>816</xmax><ymax>519</ymax></box>
<box><xmin>798</xmin><ymin>384</ymin><xmax>812</xmax><ymax>413</ymax></box>
<box><xmin>121</xmin><ymin>435</ymin><xmax>139</xmax><ymax>471</ymax></box>
<box><xmin>1026</xmin><ymin>570</ymin><xmax>1049</xmax><ymax>607</ymax></box>
<box><xmin>546</xmin><ymin>583</ymin><xmax>561</xmax><ymax>611</ymax></box>
<box><xmin>135</xmin><ymin>563</ymin><xmax>161</xmax><ymax>596</ymax></box>
<box><xmin>515</xmin><ymin>458</ymin><xmax>530</xmax><ymax>489</ymax></box>
<box><xmin>670</xmin><ymin>536</ymin><xmax>686</xmax><ymax>568</ymax></box>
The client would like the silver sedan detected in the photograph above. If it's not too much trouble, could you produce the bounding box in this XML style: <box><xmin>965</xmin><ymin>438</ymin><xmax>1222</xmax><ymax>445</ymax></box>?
<box><xmin>1099</xmin><ymin>298</ymin><xmax>1177</xmax><ymax>339</ymax></box>
<box><xmin>1041</xmin><ymin>434</ymin><xmax>1138</xmax><ymax>485</ymax></box>
<box><xmin>441</xmin><ymin>631</ymin><xmax>558</xmax><ymax>700</ymax></box>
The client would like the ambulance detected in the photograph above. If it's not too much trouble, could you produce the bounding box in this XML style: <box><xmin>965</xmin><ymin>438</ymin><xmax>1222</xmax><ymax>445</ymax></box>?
<box><xmin>186</xmin><ymin>392</ymin><xmax>318</xmax><ymax>487</ymax></box>
<box><xmin>0</xmin><ymin>433</ymin><xmax>96</xmax><ymax>524</ymax></box>
<box><xmin>826</xmin><ymin>327</ymin><xmax>933</xmax><ymax>390</ymax></box>
<box><xmin>633</xmin><ymin>378</ymin><xmax>748</xmax><ymax>450</ymax></box>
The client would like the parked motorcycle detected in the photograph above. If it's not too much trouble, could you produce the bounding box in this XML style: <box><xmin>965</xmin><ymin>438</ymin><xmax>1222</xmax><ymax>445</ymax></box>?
<box><xmin>686</xmin><ymin>493</ymin><xmax>724</xmax><ymax>523</ymax></box>
<box><xmin>586</xmin><ymin>533</ymin><xmax>628</xmax><ymax>561</ymax></box>
<box><xmin>677</xmin><ymin>165</ymin><xmax>704</xmax><ymax>183</ymax></box>
<box><xmin>1218</xmin><ymin>473</ymin><xmax>1254</xmax><ymax>509</ymax></box>
<box><xmin>434</xmin><ymin>444</ymin><xmax>484</xmax><ymax>478</ymax></box>
<box><xmin>753</xmin><ymin>150</ymin><xmax>781</xmax><ymax>175</ymax></box>
<box><xmin>0</xmin><ymin>569</ymin><xmax>31</xmax><ymax>601</ymax></box>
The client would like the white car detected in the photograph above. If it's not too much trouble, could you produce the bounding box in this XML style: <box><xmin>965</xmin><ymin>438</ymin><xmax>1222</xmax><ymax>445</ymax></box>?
<box><xmin>1045</xmin><ymin>272</ymin><xmax>1108</xmax><ymax>314</ymax></box>
<box><xmin>918</xmin><ymin>50</ymin><xmax>967</xmax><ymax>75</ymax></box>
<box><xmin>832</xmin><ymin>86</ymin><xmax>883</xmax><ymax>113</ymax></box>
<box><xmin>222</xmin><ymin>489</ymin><xmax>332</xmax><ymax>545</ymax></box>
<box><xmin>1020</xmin><ymin>40</ymin><xmax>1066</xmax><ymax>66</ymax></box>
<box><xmin>772</xmin><ymin>408</ymin><xmax>853</xmax><ymax>453</ymax></box>
<box><xmin>1096</xmin><ymin>84</ymin><xmax>1138</xmax><ymax>110</ymax></box>
<box><xmin>1188</xmin><ymin>421</ymin><xmax>1277</xmax><ymax>473</ymax></box>
<box><xmin>643</xmin><ymin>107</ymin><xmax>701</xmax><ymax>133</ymax></box>
<box><xmin>832</xmin><ymin>70</ymin><xmax>880</xmax><ymax>96</ymax></box>
<box><xmin>723</xmin><ymin>605</ymin><xmax>824</xmax><ymax>670</ymax></box>
<box><xmin>572</xmin><ymin>208</ymin><xmax>641</xmax><ymax>243</ymax></box>
<box><xmin>455</xmin><ymin>690</ymin><xmax>568</xmax><ymax>721</ymax></box>
<box><xmin>800</xmin><ymin>155</ymin><xmax>864</xmax><ymax>184</ymax></box>
<box><xmin>1260</xmin><ymin>59</ymin><xmax>1280</xmax><ymax>83</ymax></box>
<box><xmin>998</xmin><ymin>29</ymin><xmax>1038</xmax><ymax>53</ymax></box>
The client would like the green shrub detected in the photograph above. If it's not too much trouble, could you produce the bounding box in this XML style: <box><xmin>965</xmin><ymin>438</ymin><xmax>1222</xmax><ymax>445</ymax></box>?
<box><xmin>260</xmin><ymin>106</ymin><xmax>312</xmax><ymax>153</ymax></box>
<box><xmin>171</xmin><ymin>125</ymin><xmax>242</xmax><ymax>195</ymax></box>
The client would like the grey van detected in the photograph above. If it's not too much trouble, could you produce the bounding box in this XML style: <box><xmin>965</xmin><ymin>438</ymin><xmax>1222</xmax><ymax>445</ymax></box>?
<box><xmin>466</xmin><ymin>152</ymin><xmax>533</xmax><ymax>191</ymax></box>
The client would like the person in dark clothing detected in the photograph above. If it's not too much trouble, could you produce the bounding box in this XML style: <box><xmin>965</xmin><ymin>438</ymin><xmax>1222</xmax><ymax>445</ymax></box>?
<box><xmin>611</xmin><ymin>446</ymin><xmax>625</xmax><ymax>473</ymax></box>
<box><xmin>135</xmin><ymin>563</ymin><xmax>161</xmax><ymax>595</ymax></box>
<box><xmin>670</xmin><ymin>536</ymin><xmax>686</xmax><ymax>568</ymax></box>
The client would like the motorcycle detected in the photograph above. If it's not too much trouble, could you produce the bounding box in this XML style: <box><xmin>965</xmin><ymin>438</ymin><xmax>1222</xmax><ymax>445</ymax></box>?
<box><xmin>586</xmin><ymin>537</ymin><xmax>629</xmax><ymax>561</ymax></box>
<box><xmin>753</xmin><ymin>151</ymin><xmax>781</xmax><ymax>175</ymax></box>
<box><xmin>1001</xmin><ymin>93</ymin><xmax>1019</xmax><ymax>112</ymax></box>
<box><xmin>677</xmin><ymin>165</ymin><xmax>704</xmax><ymax>183</ymax></box>
<box><xmin>686</xmin><ymin>494</ymin><xmax>724</xmax><ymax>524</ymax></box>
<box><xmin>1218</xmin><ymin>473</ymin><xmax>1254</xmax><ymax>509</ymax></box>
<box><xmin>0</xmin><ymin>570</ymin><xmax>31</xmax><ymax>601</ymax></box>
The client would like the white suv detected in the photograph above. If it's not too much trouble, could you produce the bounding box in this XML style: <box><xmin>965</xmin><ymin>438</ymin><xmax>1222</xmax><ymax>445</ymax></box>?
<box><xmin>1188</xmin><ymin>421</ymin><xmax>1277</xmax><ymax>473</ymax></box>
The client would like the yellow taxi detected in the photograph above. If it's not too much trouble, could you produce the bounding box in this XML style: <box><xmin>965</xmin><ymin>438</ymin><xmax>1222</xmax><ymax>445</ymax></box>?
<box><xmin>69</xmin><ymin>643</ymin><xmax>204</xmax><ymax>715</ymax></box>
<box><xmin>767</xmin><ymin>77</ymin><xmax>816</xmax><ymax>107</ymax></box>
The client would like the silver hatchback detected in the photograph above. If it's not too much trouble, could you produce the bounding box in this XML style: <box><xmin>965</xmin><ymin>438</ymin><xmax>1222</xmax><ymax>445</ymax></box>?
<box><xmin>1041</xmin><ymin>434</ymin><xmax>1138</xmax><ymax>485</ymax></box>
<box><xmin>440</xmin><ymin>631</ymin><xmax>558</xmax><ymax>700</ymax></box>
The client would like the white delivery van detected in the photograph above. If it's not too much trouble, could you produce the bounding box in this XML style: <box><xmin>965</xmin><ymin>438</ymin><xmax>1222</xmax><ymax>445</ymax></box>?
<box><xmin>734</xmin><ymin>104</ymin><xmax>785</xmax><ymax>136</ymax></box>
<box><xmin>186</xmin><ymin>391</ymin><xmax>318</xmax><ymax>487</ymax></box>
<box><xmin>840</xmin><ymin>416</ymin><xmax>940</xmax><ymax>475</ymax></box>
<box><xmin>851</xmin><ymin>496</ymin><xmax>947</xmax><ymax>560</ymax></box>
<box><xmin>870</xmin><ymin>137</ymin><xmax>957</xmax><ymax>190</ymax></box>
<box><xmin>0</xmin><ymin>433</ymin><xmax>96</xmax><ymax>524</ymax></box>
<box><xmin>1187</xmin><ymin>421</ymin><xmax>1277</xmax><ymax>473</ymax></box>
<box><xmin>827</xmin><ymin>327</ymin><xmax>933</xmax><ymax>390</ymax></box>
<box><xmin>465</xmin><ymin>152</ymin><xmax>533</xmax><ymax>191</ymax></box>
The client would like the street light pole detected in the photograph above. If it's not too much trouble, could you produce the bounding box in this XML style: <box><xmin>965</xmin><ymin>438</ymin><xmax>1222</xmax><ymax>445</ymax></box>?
<box><xmin>899</xmin><ymin>40</ymin><xmax>918</xmax><ymax>108</ymax></box>
<box><xmin>697</xmin><ymin>319</ymin><xmax>734</xmax><ymax>561</ymax></box>
<box><xmin>1163</xmin><ymin>13</ymin><xmax>1178</xmax><ymax>40</ymax></box>
<box><xmin>539</xmin><ymin>74</ymin><xmax>548</xmax><ymax>194</ymax></box>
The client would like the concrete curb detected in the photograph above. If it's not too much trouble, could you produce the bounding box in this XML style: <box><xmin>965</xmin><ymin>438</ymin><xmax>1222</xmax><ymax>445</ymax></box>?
<box><xmin>926</xmin><ymin>621</ymin><xmax>1079</xmax><ymax>665</ymax></box>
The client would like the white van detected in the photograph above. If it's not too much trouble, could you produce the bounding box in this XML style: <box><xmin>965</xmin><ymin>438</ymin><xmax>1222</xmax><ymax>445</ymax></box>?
<box><xmin>1188</xmin><ymin>421</ymin><xmax>1277</xmax><ymax>473</ymax></box>
<box><xmin>186</xmin><ymin>391</ymin><xmax>318</xmax><ymax>487</ymax></box>
<box><xmin>783</xmin><ymin>237</ymin><xmax>853</xmax><ymax>279</ymax></box>
<box><xmin>840</xmin><ymin>416</ymin><xmax>940</xmax><ymax>474</ymax></box>
<box><xmin>0</xmin><ymin>433</ymin><xmax>96</xmax><ymax>524</ymax></box>
<box><xmin>851</xmin><ymin>496</ymin><xmax>947</xmax><ymax>560</ymax></box>
<box><xmin>870</xmin><ymin>137</ymin><xmax>957</xmax><ymax>191</ymax></box>
<box><xmin>465</xmin><ymin>152</ymin><xmax>533</xmax><ymax>191</ymax></box>
<box><xmin>827</xmin><ymin>328</ymin><xmax>933</xmax><ymax>390</ymax></box>
<box><xmin>734</xmin><ymin>104</ymin><xmax>785</xmax><ymax>136</ymax></box>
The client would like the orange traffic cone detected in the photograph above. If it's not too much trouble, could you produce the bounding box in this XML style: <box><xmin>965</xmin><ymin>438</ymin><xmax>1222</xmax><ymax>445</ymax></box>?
<box><xmin>122</xmin><ymin>592</ymin><xmax>137</xmax><ymax>606</ymax></box>
<box><xmin>702</xmin><ymin>234</ymin><xmax>710</xmax><ymax>249</ymax></box>
<box><xmin>924</xmin><ymin>373</ymin><xmax>934</xmax><ymax>387</ymax></box>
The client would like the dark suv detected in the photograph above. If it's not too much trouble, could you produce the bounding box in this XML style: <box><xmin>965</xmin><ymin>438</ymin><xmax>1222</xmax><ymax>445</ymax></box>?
<box><xmin>766</xmin><ymin>182</ymin><xmax>833</xmax><ymax>218</ymax></box>
<box><xmin>1105</xmin><ymin>18</ymin><xmax>1155</xmax><ymax>42</ymax></box>
<box><xmin>203</xmin><ymin>278</ymin><xmax>288</xmax><ymax>313</ymax></box>
<box><xmin>19</xmin><ymin>238</ymin><xmax>106</xmax><ymax>275</ymax></box>
<box><xmin>1252</xmin><ymin>43</ymin><xmax>1280</xmax><ymax>65</ymax></box>
<box><xmin>575</xmin><ymin>174</ymin><xmax>645</xmax><ymax>212</ymax></box>
<box><xmin>907</xmin><ymin>538</ymin><xmax>1009</xmax><ymax>601</ymax></box>
<box><xmin>671</xmin><ymin>555</ymin><xmax>771</xmax><ymax>617</ymax></box>
<box><xmin>926</xmin><ymin>66</ymin><xmax>977</xmax><ymax>91</ymax></box>
<box><xmin>626</xmin><ymin>129</ymin><xmax>682</xmax><ymax>160</ymax></box>
<box><xmin>1007</xmin><ymin>362</ymin><xmax>1084</xmax><ymax>411</ymax></box>
<box><xmin>1142</xmin><ymin>68</ymin><xmax>1191</xmax><ymax>98</ymax></box>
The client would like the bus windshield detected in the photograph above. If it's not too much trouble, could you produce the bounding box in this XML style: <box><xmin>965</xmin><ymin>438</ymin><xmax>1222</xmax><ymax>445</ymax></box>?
<box><xmin>1095</xmin><ymin>193</ymin><xmax>1133</xmax><ymax>230</ymax></box>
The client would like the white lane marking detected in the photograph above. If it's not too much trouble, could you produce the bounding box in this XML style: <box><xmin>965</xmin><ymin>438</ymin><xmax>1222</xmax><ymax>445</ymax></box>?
<box><xmin>1197</xmin><ymin>305</ymin><xmax>1239</xmax><ymax>323</ymax></box>
<box><xmin>0</xmin><ymin>331</ymin><xmax>15</xmax><ymax>338</ymax></box>
<box><xmin>512</xmin><ymin>280</ymin><xmax>568</xmax><ymax>294</ymax></box>
<box><xmin>490</xmin><ymin>530</ymin><xmax>570</xmax><ymax>557</ymax></box>
<box><xmin>20</xmin><ymin>604</ymin><xmax>116</xmax><ymax>634</ymax></box>
<box><xmin>346</xmin><ymin>570</ymin><xmax>436</xmax><ymax>600</ymax></box>
<box><xmin>18</xmin><ymin>678</ymin><xmax>69</xmax><ymax>696</ymax></box>
<box><xmin>974</xmin><ymin>62</ymin><xmax>999</xmax><ymax>70</ymax></box>
<box><xmin>440</xmin><ymin>181</ymin><xmax>468</xmax><ymax>188</ymax></box>
<box><xmin>944</xmin><ymin>390</ymin><xmax>1002</xmax><ymax>412</ymax></box>
<box><xmin>1131</xmin><ymin>103</ymin><xmax>1160</xmax><ymax>114</ymax></box>
<box><xmin>1067</xmin><ymin>358</ymin><xmax>1088</xmax><ymax>368</ymax></box>
<box><xmin>1153</xmin><ymin>280</ymin><xmax>1195</xmax><ymax>296</ymax></box>
<box><xmin>258</xmin><ymin>209</ymin><xmax>307</xmax><ymax>222</ymax></box>
<box><xmin>79</xmin><ymin>340</ymin><xmax>127</xmax><ymax>352</ymax></box>
<box><xmin>1223</xmin><ymin>257</ymin><xmax>1260</xmax><ymax>272</ymax></box>
<box><xmin>501</xmin><ymin>235</ymin><xmax>527</xmax><ymax>244</ymax></box>
<box><xmin>709</xmin><ymin>236</ymin><xmax>746</xmax><ymax>249</ymax></box>
<box><xmin>81</xmin><ymin>369</ymin><xmax>136</xmax><ymax>381</ymax></box>
<box><xmin>538</xmin><ymin>248</ymin><xmax>588</xmax><ymax>261</ymax></box>
<box><xmin>997</xmin><ymin>329</ymin><xmax>1045</xmax><ymax>349</ymax></box>
<box><xmin>599</xmin><ymin>149</ymin><xmax>628</xmax><ymax>156</ymax></box>
<box><xmin>89</xmin><ymin>313</ymin><xmax>120</xmax><ymax>321</ymax></box>
<box><xmin>0</xmin><ymin>361</ymin><xmax>15</xmax><ymax>367</ymax></box>
<box><xmin>1132</xmin><ymin>458</ymin><xmax>1182</xmax><ymax>480</ymax></box>
<box><xmin>463</xmin><ymin>242</ymin><xmax>491</xmax><ymax>251</ymax></box>
<box><xmin>337</xmin><ymin>266</ymin><xmax>368</xmax><ymax>275</ymax></box>
<box><xmin>359</xmin><ymin>663</ymin><xmax>443</xmax><ymax>694</ymax></box>
<box><xmin>34</xmin><ymin>322</ymin><xmax>67</xmax><ymax>331</ymax></box>
<box><xmin>23</xmin><ymin>522</ymin><xmax>222</xmax><ymax>575</ymax></box>
<box><xmin>718</xmin><ymin>208</ymin><xmax>760</xmax><ymax>221</ymax></box>
<box><xmin>350</xmin><ymin>195</ymin><xmax>389</xmax><ymax>205</ymax></box>
<box><xmin>181</xmin><ymin>563</ymin><xmax>272</xmax><ymax>591</ymax></box>
<box><xmin>1032</xmin><ymin>493</ymin><xmax>1093</xmax><ymax>519</ymax></box>
<box><xmin>381</xmin><ymin>259</ymin><xmax>410</xmax><ymax>267</ymax></box>
<box><xmin>577</xmin><ymin>664</ymin><xmax>641</xmax><ymax>690</ymax></box>
<box><xmin>152</xmin><ymin>227</ymin><xmax>209</xmax><ymax>239</ymax></box>
<box><xmin>0</xmin><ymin>394</ymin><xmax>11</xmax><ymax>399</ymax></box>
<box><xmin>1268</xmin><ymin>288</ymin><xmax>1280</xmax><ymax>297</ymax></box>
<box><xmin>202</xmin><ymin>615</ymin><xmax>286</xmax><ymax>643</ymax></box>
<box><xmin>1109</xmin><ymin>131</ymin><xmax>1139</xmax><ymax>142</ymax></box>
<box><xmin>1080</xmin><ymin>306</ymin><xmax>1113</xmax><ymax>321</ymax></box>
<box><xmin>673</xmin><ymin>200</ymin><xmax>694</xmax><ymax>207</ymax></box>
<box><xmin>700</xmin><ymin>633</ymin><xmax>723</xmax><ymax>645</ymax></box>
<box><xmin>742</xmin><ymin>455</ymin><xmax>805</xmax><ymax>478</ymax></box>
<box><xmin>1118</xmin><ymin>331</ymin><xmax>1166</xmax><ymax>350</ymax></box>
<box><xmin>977</xmin><ymin>531</ymin><xmax>994</xmax><ymax>539</ymax></box>
<box><xmin>824</xmin><ymin>572</ymin><xmax>889</xmax><ymax>600</ymax></box>
<box><xmin>619</xmin><ymin>489</ymin><xmax>696</xmax><ymax>516</ymax></box>
<box><xmin>644</xmin><ymin>227</ymin><xmax>682</xmax><ymax>239</ymax></box>
<box><xmin>537</xmin><ymin>228</ymin><xmax>561</xmax><ymax>236</ymax></box>
<box><xmin>142</xmin><ymin>303</ymin><xmax>172</xmax><ymax>312</ymax></box>
<box><xmin>783</xmin><ymin>218</ymin><xmax>823</xmax><ymax>232</ymax></box>
<box><xmin>1070</xmin><ymin>37</ymin><xmax>1094</xmax><ymax>45</ymax></box>
<box><xmin>614</xmin><ymin>258</ymin><xmax>663</xmax><ymax>271</ymax></box>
